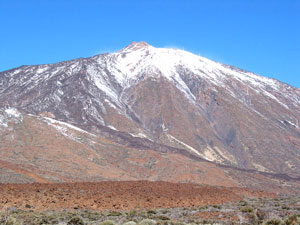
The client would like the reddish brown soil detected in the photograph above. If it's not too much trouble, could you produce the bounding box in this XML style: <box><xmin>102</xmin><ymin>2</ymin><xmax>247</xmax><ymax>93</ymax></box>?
<box><xmin>0</xmin><ymin>181</ymin><xmax>276</xmax><ymax>211</ymax></box>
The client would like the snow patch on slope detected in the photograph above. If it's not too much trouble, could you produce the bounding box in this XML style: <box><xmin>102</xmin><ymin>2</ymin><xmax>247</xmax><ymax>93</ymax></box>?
<box><xmin>252</xmin><ymin>162</ymin><xmax>270</xmax><ymax>172</ymax></box>
<box><xmin>107</xmin><ymin>125</ymin><xmax>118</xmax><ymax>131</ymax></box>
<box><xmin>166</xmin><ymin>134</ymin><xmax>208</xmax><ymax>159</ymax></box>
<box><xmin>0</xmin><ymin>108</ymin><xmax>23</xmax><ymax>127</ymax></box>
<box><xmin>87</xmin><ymin>65</ymin><xmax>119</xmax><ymax>102</ymax></box>
<box><xmin>130</xmin><ymin>132</ymin><xmax>153</xmax><ymax>141</ymax></box>
<box><xmin>165</xmin><ymin>133</ymin><xmax>235</xmax><ymax>164</ymax></box>
<box><xmin>41</xmin><ymin>117</ymin><xmax>96</xmax><ymax>141</ymax></box>
<box><xmin>202</xmin><ymin>146</ymin><xmax>234</xmax><ymax>164</ymax></box>
<box><xmin>0</xmin><ymin>115</ymin><xmax>7</xmax><ymax>127</ymax></box>
<box><xmin>36</xmin><ymin>66</ymin><xmax>49</xmax><ymax>74</ymax></box>
<box><xmin>104</xmin><ymin>99</ymin><xmax>117</xmax><ymax>109</ymax></box>
<box><xmin>5</xmin><ymin>108</ymin><xmax>22</xmax><ymax>118</ymax></box>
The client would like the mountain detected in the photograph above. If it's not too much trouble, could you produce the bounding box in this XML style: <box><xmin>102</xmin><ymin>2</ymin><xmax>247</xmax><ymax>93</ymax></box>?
<box><xmin>0</xmin><ymin>107</ymin><xmax>299</xmax><ymax>193</ymax></box>
<box><xmin>0</xmin><ymin>41</ymin><xmax>300</xmax><ymax>189</ymax></box>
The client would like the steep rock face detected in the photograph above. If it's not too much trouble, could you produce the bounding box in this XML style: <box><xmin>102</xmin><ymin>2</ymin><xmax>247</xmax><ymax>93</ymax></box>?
<box><xmin>0</xmin><ymin>42</ymin><xmax>300</xmax><ymax>177</ymax></box>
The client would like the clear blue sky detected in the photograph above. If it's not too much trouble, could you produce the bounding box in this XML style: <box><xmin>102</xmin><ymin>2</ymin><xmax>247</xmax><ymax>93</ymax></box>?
<box><xmin>1</xmin><ymin>0</ymin><xmax>299</xmax><ymax>88</ymax></box>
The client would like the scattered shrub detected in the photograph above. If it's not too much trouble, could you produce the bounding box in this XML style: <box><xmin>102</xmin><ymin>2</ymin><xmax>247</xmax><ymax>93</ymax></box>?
<box><xmin>82</xmin><ymin>211</ymin><xmax>101</xmax><ymax>221</ymax></box>
<box><xmin>44</xmin><ymin>214</ymin><xmax>61</xmax><ymax>224</ymax></box>
<box><xmin>6</xmin><ymin>216</ymin><xmax>17</xmax><ymax>225</ymax></box>
<box><xmin>239</xmin><ymin>200</ymin><xmax>248</xmax><ymax>206</ymax></box>
<box><xmin>67</xmin><ymin>216</ymin><xmax>85</xmax><ymax>225</ymax></box>
<box><xmin>241</xmin><ymin>206</ymin><xmax>254</xmax><ymax>213</ymax></box>
<box><xmin>198</xmin><ymin>206</ymin><xmax>208</xmax><ymax>211</ymax></box>
<box><xmin>127</xmin><ymin>210</ymin><xmax>137</xmax><ymax>218</ymax></box>
<box><xmin>285</xmin><ymin>214</ymin><xmax>300</xmax><ymax>225</ymax></box>
<box><xmin>99</xmin><ymin>220</ymin><xmax>116</xmax><ymax>225</ymax></box>
<box><xmin>264</xmin><ymin>218</ymin><xmax>283</xmax><ymax>225</ymax></box>
<box><xmin>256</xmin><ymin>209</ymin><xmax>266</xmax><ymax>221</ymax></box>
<box><xmin>147</xmin><ymin>210</ymin><xmax>157</xmax><ymax>215</ymax></box>
<box><xmin>123</xmin><ymin>221</ymin><xmax>137</xmax><ymax>225</ymax></box>
<box><xmin>137</xmin><ymin>211</ymin><xmax>147</xmax><ymax>218</ymax></box>
<box><xmin>156</xmin><ymin>215</ymin><xmax>170</xmax><ymax>220</ymax></box>
<box><xmin>247</xmin><ymin>212</ymin><xmax>259</xmax><ymax>225</ymax></box>
<box><xmin>160</xmin><ymin>209</ymin><xmax>169</xmax><ymax>214</ymax></box>
<box><xmin>36</xmin><ymin>216</ymin><xmax>51</xmax><ymax>225</ymax></box>
<box><xmin>139</xmin><ymin>219</ymin><xmax>157</xmax><ymax>225</ymax></box>
<box><xmin>25</xmin><ymin>204</ymin><xmax>32</xmax><ymax>209</ymax></box>
<box><xmin>201</xmin><ymin>220</ymin><xmax>211</xmax><ymax>225</ymax></box>
<box><xmin>108</xmin><ymin>211</ymin><xmax>122</xmax><ymax>217</ymax></box>
<box><xmin>169</xmin><ymin>222</ymin><xmax>187</xmax><ymax>225</ymax></box>
<box><xmin>212</xmin><ymin>205</ymin><xmax>221</xmax><ymax>209</ymax></box>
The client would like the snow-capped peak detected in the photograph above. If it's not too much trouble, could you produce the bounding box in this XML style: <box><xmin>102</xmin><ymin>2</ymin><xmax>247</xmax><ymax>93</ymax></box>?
<box><xmin>91</xmin><ymin>42</ymin><xmax>287</xmax><ymax>106</ymax></box>
<box><xmin>103</xmin><ymin>42</ymin><xmax>279</xmax><ymax>90</ymax></box>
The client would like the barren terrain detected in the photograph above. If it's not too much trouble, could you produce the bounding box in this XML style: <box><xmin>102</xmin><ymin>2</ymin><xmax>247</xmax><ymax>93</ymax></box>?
<box><xmin>0</xmin><ymin>181</ymin><xmax>275</xmax><ymax>211</ymax></box>
<box><xmin>1</xmin><ymin>181</ymin><xmax>299</xmax><ymax>225</ymax></box>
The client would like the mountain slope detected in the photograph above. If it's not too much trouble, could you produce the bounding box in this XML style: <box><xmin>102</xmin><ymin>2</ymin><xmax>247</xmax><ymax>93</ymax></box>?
<box><xmin>1</xmin><ymin>107</ymin><xmax>299</xmax><ymax>193</ymax></box>
<box><xmin>0</xmin><ymin>41</ymin><xmax>300</xmax><ymax>178</ymax></box>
